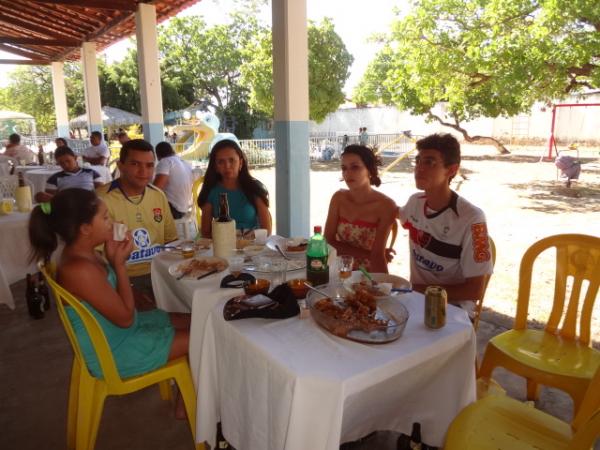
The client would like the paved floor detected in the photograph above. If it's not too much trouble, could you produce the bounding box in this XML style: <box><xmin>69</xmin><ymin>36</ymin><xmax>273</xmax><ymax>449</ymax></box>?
<box><xmin>0</xmin><ymin>279</ymin><xmax>592</xmax><ymax>450</ymax></box>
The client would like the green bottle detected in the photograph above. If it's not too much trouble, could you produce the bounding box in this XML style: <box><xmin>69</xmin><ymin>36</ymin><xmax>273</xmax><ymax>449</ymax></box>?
<box><xmin>306</xmin><ymin>225</ymin><xmax>329</xmax><ymax>286</ymax></box>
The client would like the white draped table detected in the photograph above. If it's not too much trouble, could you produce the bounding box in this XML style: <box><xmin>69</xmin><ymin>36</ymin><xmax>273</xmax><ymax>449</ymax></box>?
<box><xmin>0</xmin><ymin>212</ymin><xmax>37</xmax><ymax>309</ymax></box>
<box><xmin>151</xmin><ymin>251</ymin><xmax>476</xmax><ymax>449</ymax></box>
<box><xmin>22</xmin><ymin>164</ymin><xmax>112</xmax><ymax>195</ymax></box>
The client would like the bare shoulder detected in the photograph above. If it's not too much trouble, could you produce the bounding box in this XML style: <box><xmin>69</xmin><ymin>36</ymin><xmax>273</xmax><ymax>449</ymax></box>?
<box><xmin>373</xmin><ymin>191</ymin><xmax>397</xmax><ymax>209</ymax></box>
<box><xmin>58</xmin><ymin>256</ymin><xmax>106</xmax><ymax>289</ymax></box>
<box><xmin>330</xmin><ymin>189</ymin><xmax>348</xmax><ymax>204</ymax></box>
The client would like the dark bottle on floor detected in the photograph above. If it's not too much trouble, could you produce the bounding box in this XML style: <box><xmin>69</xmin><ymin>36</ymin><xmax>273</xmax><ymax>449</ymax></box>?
<box><xmin>39</xmin><ymin>276</ymin><xmax>51</xmax><ymax>311</ymax></box>
<box><xmin>26</xmin><ymin>278</ymin><xmax>45</xmax><ymax>319</ymax></box>
<box><xmin>409</xmin><ymin>422</ymin><xmax>422</xmax><ymax>450</ymax></box>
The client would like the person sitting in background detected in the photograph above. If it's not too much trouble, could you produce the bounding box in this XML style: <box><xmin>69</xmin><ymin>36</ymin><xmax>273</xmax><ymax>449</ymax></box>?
<box><xmin>398</xmin><ymin>133</ymin><xmax>493</xmax><ymax>314</ymax></box>
<box><xmin>54</xmin><ymin>137</ymin><xmax>68</xmax><ymax>148</ymax></box>
<box><xmin>198</xmin><ymin>136</ymin><xmax>271</xmax><ymax>237</ymax></box>
<box><xmin>97</xmin><ymin>139</ymin><xmax>177</xmax><ymax>305</ymax></box>
<box><xmin>324</xmin><ymin>145</ymin><xmax>396</xmax><ymax>273</ymax></box>
<box><xmin>28</xmin><ymin>189</ymin><xmax>190</xmax><ymax>411</ymax></box>
<box><xmin>3</xmin><ymin>133</ymin><xmax>36</xmax><ymax>164</ymax></box>
<box><xmin>153</xmin><ymin>141</ymin><xmax>194</xmax><ymax>219</ymax></box>
<box><xmin>82</xmin><ymin>131</ymin><xmax>110</xmax><ymax>166</ymax></box>
<box><xmin>34</xmin><ymin>146</ymin><xmax>103</xmax><ymax>203</ymax></box>
<box><xmin>117</xmin><ymin>131</ymin><xmax>130</xmax><ymax>146</ymax></box>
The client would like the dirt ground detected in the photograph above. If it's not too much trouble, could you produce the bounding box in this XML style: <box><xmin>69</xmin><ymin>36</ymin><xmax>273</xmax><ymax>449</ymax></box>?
<box><xmin>252</xmin><ymin>143</ymin><xmax>600</xmax><ymax>345</ymax></box>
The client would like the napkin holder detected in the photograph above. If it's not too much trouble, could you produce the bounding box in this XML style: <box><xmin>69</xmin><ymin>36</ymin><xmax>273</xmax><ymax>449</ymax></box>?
<box><xmin>212</xmin><ymin>219</ymin><xmax>236</xmax><ymax>259</ymax></box>
<box><xmin>15</xmin><ymin>186</ymin><xmax>32</xmax><ymax>212</ymax></box>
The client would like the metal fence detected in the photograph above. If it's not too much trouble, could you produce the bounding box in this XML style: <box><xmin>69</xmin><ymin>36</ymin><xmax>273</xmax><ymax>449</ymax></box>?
<box><xmin>12</xmin><ymin>132</ymin><xmax>415</xmax><ymax>167</ymax></box>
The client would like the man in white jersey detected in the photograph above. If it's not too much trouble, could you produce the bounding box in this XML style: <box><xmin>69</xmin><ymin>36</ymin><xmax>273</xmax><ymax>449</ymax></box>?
<box><xmin>153</xmin><ymin>141</ymin><xmax>194</xmax><ymax>220</ymax></box>
<box><xmin>398</xmin><ymin>133</ymin><xmax>493</xmax><ymax>313</ymax></box>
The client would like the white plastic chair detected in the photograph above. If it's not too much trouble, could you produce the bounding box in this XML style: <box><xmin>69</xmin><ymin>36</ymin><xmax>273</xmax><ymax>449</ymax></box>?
<box><xmin>0</xmin><ymin>175</ymin><xmax>35</xmax><ymax>199</ymax></box>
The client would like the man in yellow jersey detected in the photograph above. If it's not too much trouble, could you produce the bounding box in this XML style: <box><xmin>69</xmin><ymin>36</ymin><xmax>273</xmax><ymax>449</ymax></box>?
<box><xmin>97</xmin><ymin>139</ymin><xmax>177</xmax><ymax>304</ymax></box>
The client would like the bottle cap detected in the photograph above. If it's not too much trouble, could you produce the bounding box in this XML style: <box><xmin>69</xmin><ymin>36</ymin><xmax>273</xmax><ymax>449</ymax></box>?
<box><xmin>314</xmin><ymin>225</ymin><xmax>322</xmax><ymax>233</ymax></box>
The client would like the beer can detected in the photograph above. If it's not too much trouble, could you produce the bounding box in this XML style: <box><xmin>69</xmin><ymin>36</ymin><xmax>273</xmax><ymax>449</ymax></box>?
<box><xmin>424</xmin><ymin>286</ymin><xmax>447</xmax><ymax>329</ymax></box>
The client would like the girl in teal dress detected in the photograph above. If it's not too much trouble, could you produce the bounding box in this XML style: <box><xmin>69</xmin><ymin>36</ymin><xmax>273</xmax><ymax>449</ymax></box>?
<box><xmin>198</xmin><ymin>137</ymin><xmax>272</xmax><ymax>237</ymax></box>
<box><xmin>28</xmin><ymin>189</ymin><xmax>191</xmax><ymax>383</ymax></box>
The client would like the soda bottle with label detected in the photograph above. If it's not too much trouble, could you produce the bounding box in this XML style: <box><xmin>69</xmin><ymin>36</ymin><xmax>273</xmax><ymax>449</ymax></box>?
<box><xmin>306</xmin><ymin>225</ymin><xmax>329</xmax><ymax>286</ymax></box>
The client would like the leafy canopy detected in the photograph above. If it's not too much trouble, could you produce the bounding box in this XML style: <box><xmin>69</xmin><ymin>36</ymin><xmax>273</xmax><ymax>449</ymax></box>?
<box><xmin>242</xmin><ymin>17</ymin><xmax>353</xmax><ymax>123</ymax></box>
<box><xmin>354</xmin><ymin>0</ymin><xmax>600</xmax><ymax>124</ymax></box>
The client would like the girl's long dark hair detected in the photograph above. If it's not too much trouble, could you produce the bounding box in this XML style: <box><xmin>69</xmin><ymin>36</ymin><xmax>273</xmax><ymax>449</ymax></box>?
<box><xmin>198</xmin><ymin>139</ymin><xmax>269</xmax><ymax>209</ymax></box>
<box><xmin>29</xmin><ymin>189</ymin><xmax>100</xmax><ymax>262</ymax></box>
<box><xmin>342</xmin><ymin>144</ymin><xmax>382</xmax><ymax>187</ymax></box>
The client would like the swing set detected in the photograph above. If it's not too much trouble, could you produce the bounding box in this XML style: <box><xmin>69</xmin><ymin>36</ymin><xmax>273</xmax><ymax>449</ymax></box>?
<box><xmin>546</xmin><ymin>102</ymin><xmax>600</xmax><ymax>159</ymax></box>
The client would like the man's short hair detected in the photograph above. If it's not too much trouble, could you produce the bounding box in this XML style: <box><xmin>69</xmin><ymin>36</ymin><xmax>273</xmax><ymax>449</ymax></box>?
<box><xmin>55</xmin><ymin>146</ymin><xmax>75</xmax><ymax>159</ymax></box>
<box><xmin>120</xmin><ymin>139</ymin><xmax>155</xmax><ymax>162</ymax></box>
<box><xmin>90</xmin><ymin>131</ymin><xmax>102</xmax><ymax>140</ymax></box>
<box><xmin>416</xmin><ymin>133</ymin><xmax>461</xmax><ymax>166</ymax></box>
<box><xmin>155</xmin><ymin>141</ymin><xmax>175</xmax><ymax>159</ymax></box>
<box><xmin>8</xmin><ymin>133</ymin><xmax>20</xmax><ymax>144</ymax></box>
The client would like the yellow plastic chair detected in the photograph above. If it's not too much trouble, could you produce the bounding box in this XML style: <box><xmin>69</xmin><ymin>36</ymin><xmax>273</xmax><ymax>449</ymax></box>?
<box><xmin>445</xmin><ymin>366</ymin><xmax>600</xmax><ymax>450</ymax></box>
<box><xmin>478</xmin><ymin>234</ymin><xmax>600</xmax><ymax>414</ymax></box>
<box><xmin>191</xmin><ymin>175</ymin><xmax>204</xmax><ymax>231</ymax></box>
<box><xmin>472</xmin><ymin>236</ymin><xmax>496</xmax><ymax>331</ymax></box>
<box><xmin>39</xmin><ymin>264</ymin><xmax>201</xmax><ymax>450</ymax></box>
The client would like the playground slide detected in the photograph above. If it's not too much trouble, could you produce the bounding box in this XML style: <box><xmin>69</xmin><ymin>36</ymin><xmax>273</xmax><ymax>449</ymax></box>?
<box><xmin>172</xmin><ymin>122</ymin><xmax>216</xmax><ymax>162</ymax></box>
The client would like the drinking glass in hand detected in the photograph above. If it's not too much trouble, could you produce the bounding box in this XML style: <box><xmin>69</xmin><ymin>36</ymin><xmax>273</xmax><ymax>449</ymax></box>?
<box><xmin>338</xmin><ymin>255</ymin><xmax>354</xmax><ymax>280</ymax></box>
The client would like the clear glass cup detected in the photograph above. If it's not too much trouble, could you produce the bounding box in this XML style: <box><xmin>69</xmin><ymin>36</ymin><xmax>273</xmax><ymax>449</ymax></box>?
<box><xmin>254</xmin><ymin>228</ymin><xmax>268</xmax><ymax>245</ymax></box>
<box><xmin>228</xmin><ymin>255</ymin><xmax>245</xmax><ymax>277</ymax></box>
<box><xmin>338</xmin><ymin>255</ymin><xmax>354</xmax><ymax>280</ymax></box>
<box><xmin>270</xmin><ymin>259</ymin><xmax>288</xmax><ymax>287</ymax></box>
<box><xmin>181</xmin><ymin>241</ymin><xmax>195</xmax><ymax>259</ymax></box>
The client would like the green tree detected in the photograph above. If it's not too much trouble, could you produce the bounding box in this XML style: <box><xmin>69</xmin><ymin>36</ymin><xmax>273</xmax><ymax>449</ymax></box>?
<box><xmin>242</xmin><ymin>17</ymin><xmax>353</xmax><ymax>123</ymax></box>
<box><xmin>0</xmin><ymin>66</ymin><xmax>55</xmax><ymax>133</ymax></box>
<box><xmin>353</xmin><ymin>0</ymin><xmax>600</xmax><ymax>153</ymax></box>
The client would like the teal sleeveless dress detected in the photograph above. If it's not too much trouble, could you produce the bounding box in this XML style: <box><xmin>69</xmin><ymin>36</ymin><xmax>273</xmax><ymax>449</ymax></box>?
<box><xmin>65</xmin><ymin>266</ymin><xmax>175</xmax><ymax>379</ymax></box>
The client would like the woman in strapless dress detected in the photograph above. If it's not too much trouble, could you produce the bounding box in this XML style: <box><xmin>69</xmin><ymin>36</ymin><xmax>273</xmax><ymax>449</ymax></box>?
<box><xmin>324</xmin><ymin>145</ymin><xmax>397</xmax><ymax>273</ymax></box>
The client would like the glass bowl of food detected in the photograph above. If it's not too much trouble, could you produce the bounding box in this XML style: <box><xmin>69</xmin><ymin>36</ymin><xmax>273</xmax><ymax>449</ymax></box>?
<box><xmin>306</xmin><ymin>284</ymin><xmax>409</xmax><ymax>344</ymax></box>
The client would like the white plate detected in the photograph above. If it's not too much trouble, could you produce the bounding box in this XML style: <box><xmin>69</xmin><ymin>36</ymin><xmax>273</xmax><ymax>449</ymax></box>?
<box><xmin>343</xmin><ymin>272</ymin><xmax>411</xmax><ymax>298</ymax></box>
<box><xmin>168</xmin><ymin>256</ymin><xmax>228</xmax><ymax>279</ymax></box>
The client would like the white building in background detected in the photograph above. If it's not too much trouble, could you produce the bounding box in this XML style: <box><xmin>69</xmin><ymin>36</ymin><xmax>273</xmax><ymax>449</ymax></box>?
<box><xmin>307</xmin><ymin>91</ymin><xmax>600</xmax><ymax>144</ymax></box>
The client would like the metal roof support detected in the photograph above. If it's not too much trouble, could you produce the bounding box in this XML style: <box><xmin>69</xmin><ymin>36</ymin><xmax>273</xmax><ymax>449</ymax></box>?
<box><xmin>50</xmin><ymin>61</ymin><xmax>70</xmax><ymax>138</ymax></box>
<box><xmin>81</xmin><ymin>41</ymin><xmax>103</xmax><ymax>134</ymax></box>
<box><xmin>272</xmin><ymin>0</ymin><xmax>310</xmax><ymax>237</ymax></box>
<box><xmin>135</xmin><ymin>2</ymin><xmax>164</xmax><ymax>147</ymax></box>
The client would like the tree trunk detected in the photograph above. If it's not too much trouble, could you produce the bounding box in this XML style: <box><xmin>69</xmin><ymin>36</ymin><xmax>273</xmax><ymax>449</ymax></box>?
<box><xmin>427</xmin><ymin>112</ymin><xmax>511</xmax><ymax>154</ymax></box>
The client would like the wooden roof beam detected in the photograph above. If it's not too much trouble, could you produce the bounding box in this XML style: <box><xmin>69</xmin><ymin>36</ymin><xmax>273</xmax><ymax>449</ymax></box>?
<box><xmin>0</xmin><ymin>37</ymin><xmax>80</xmax><ymax>46</ymax></box>
<box><xmin>0</xmin><ymin>58</ymin><xmax>50</xmax><ymax>65</ymax></box>
<box><xmin>31</xmin><ymin>0</ymin><xmax>137</xmax><ymax>11</ymax></box>
<box><xmin>0</xmin><ymin>3</ymin><xmax>96</xmax><ymax>36</ymax></box>
<box><xmin>0</xmin><ymin>13</ymin><xmax>71</xmax><ymax>41</ymax></box>
<box><xmin>0</xmin><ymin>43</ymin><xmax>54</xmax><ymax>59</ymax></box>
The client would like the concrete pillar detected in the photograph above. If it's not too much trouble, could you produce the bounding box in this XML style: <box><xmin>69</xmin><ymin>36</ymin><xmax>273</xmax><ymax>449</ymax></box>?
<box><xmin>50</xmin><ymin>62</ymin><xmax>70</xmax><ymax>138</ymax></box>
<box><xmin>80</xmin><ymin>42</ymin><xmax>103</xmax><ymax>134</ymax></box>
<box><xmin>136</xmin><ymin>3</ymin><xmax>164</xmax><ymax>146</ymax></box>
<box><xmin>272</xmin><ymin>0</ymin><xmax>310</xmax><ymax>237</ymax></box>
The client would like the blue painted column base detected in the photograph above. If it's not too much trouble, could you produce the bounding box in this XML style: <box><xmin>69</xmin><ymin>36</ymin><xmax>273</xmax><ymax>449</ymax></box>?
<box><xmin>274</xmin><ymin>120</ymin><xmax>310</xmax><ymax>237</ymax></box>
<box><xmin>89</xmin><ymin>123</ymin><xmax>102</xmax><ymax>134</ymax></box>
<box><xmin>57</xmin><ymin>124</ymin><xmax>70</xmax><ymax>139</ymax></box>
<box><xmin>143</xmin><ymin>122</ymin><xmax>165</xmax><ymax>148</ymax></box>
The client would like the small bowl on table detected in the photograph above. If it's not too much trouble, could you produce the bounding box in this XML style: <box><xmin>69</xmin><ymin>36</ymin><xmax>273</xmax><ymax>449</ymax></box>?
<box><xmin>244</xmin><ymin>278</ymin><xmax>271</xmax><ymax>295</ymax></box>
<box><xmin>287</xmin><ymin>279</ymin><xmax>311</xmax><ymax>299</ymax></box>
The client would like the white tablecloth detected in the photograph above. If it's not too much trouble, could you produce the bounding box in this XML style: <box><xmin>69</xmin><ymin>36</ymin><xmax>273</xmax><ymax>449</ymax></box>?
<box><xmin>151</xmin><ymin>252</ymin><xmax>476</xmax><ymax>449</ymax></box>
<box><xmin>0</xmin><ymin>212</ymin><xmax>36</xmax><ymax>309</ymax></box>
<box><xmin>22</xmin><ymin>165</ymin><xmax>112</xmax><ymax>194</ymax></box>
<box><xmin>23</xmin><ymin>168</ymin><xmax>60</xmax><ymax>194</ymax></box>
